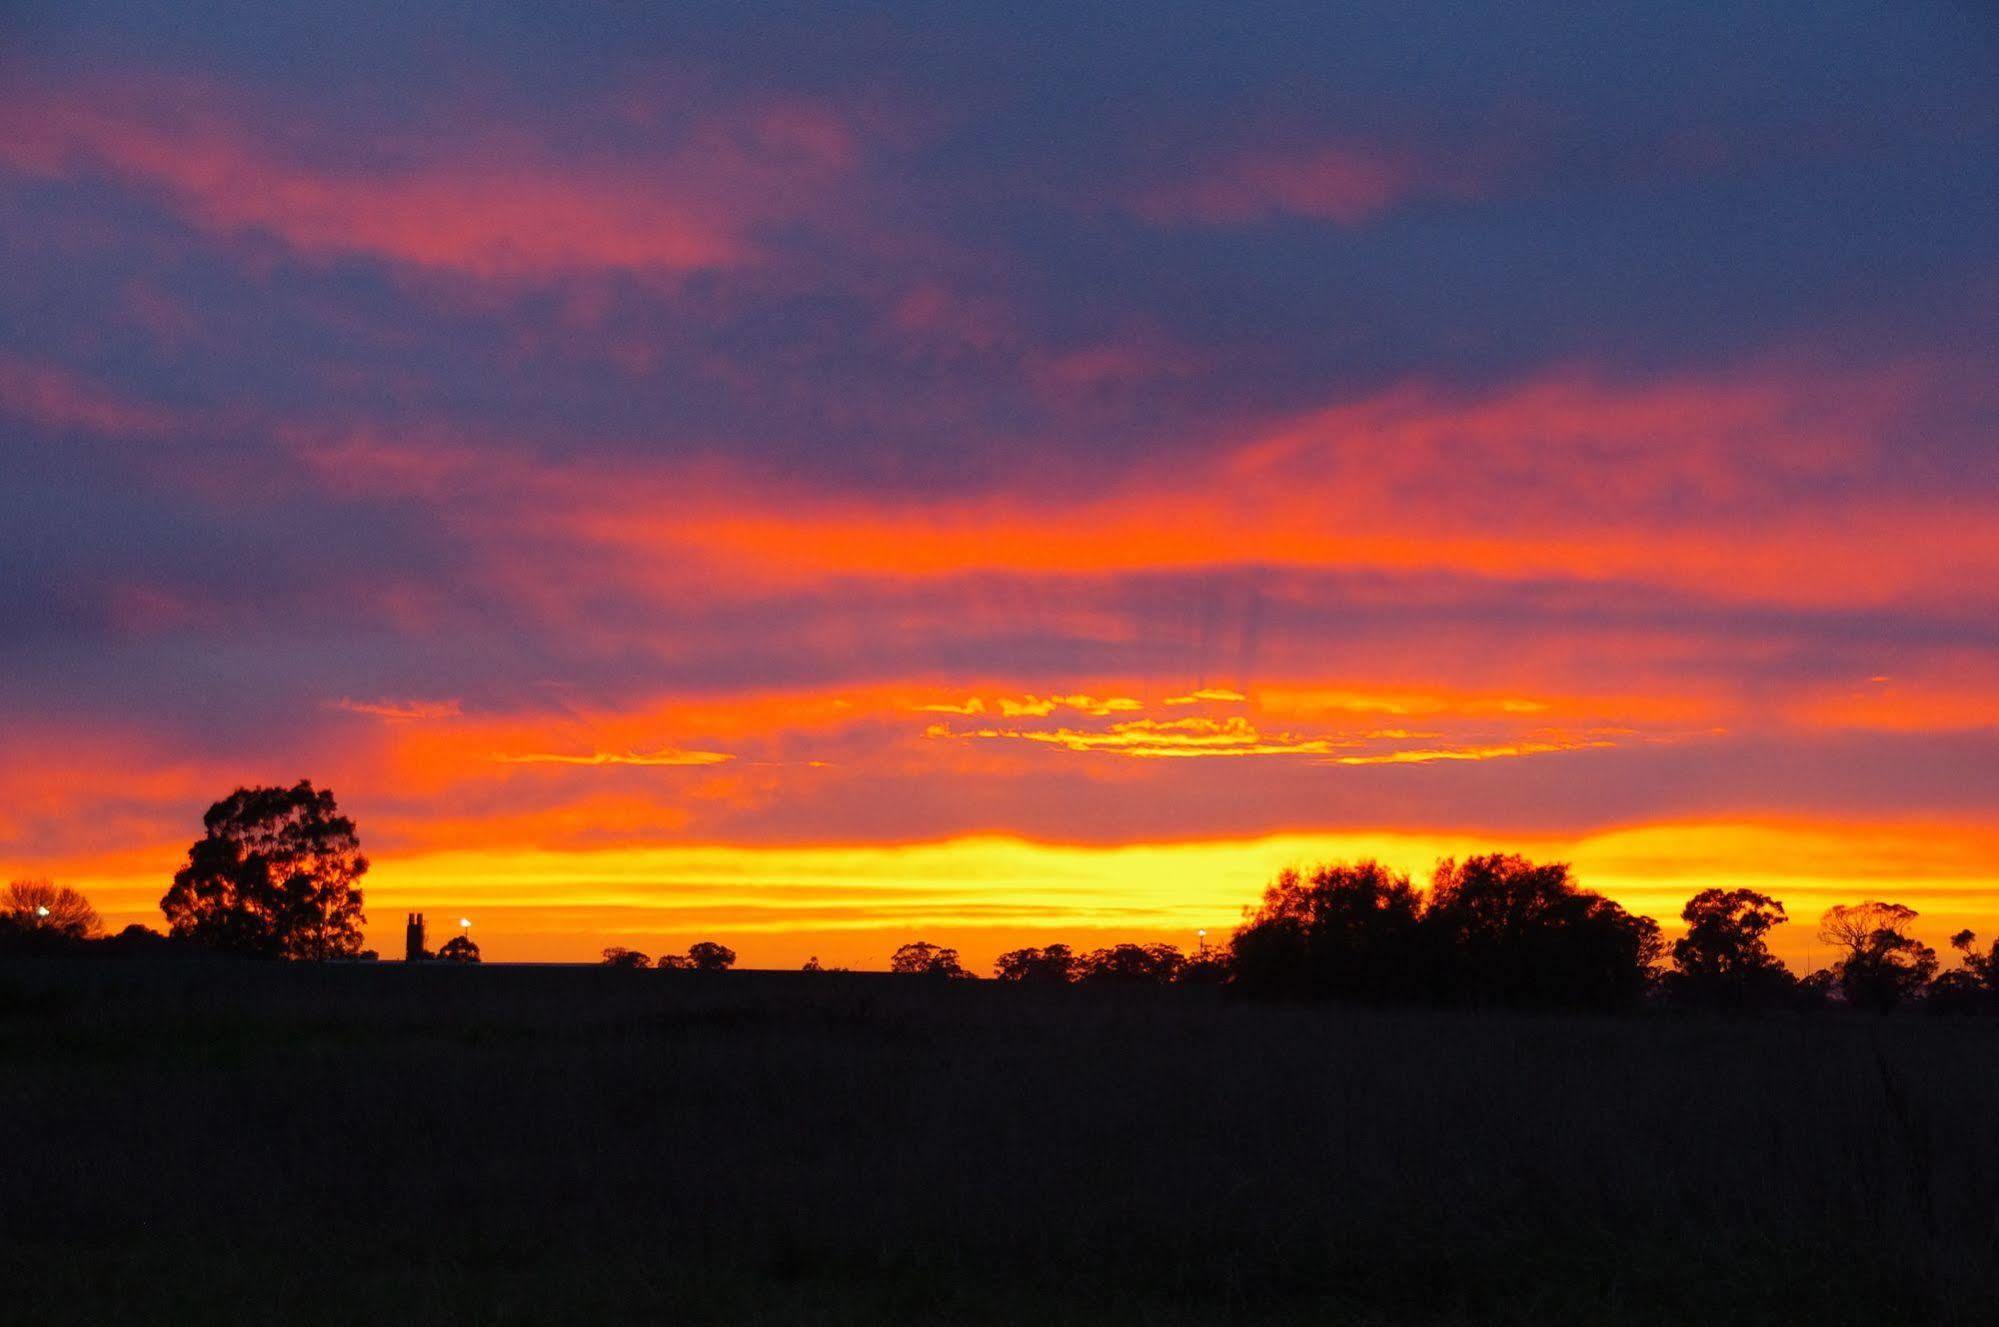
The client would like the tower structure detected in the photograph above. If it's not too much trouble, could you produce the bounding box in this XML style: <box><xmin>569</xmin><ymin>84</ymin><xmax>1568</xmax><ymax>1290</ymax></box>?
<box><xmin>404</xmin><ymin>912</ymin><xmax>427</xmax><ymax>962</ymax></box>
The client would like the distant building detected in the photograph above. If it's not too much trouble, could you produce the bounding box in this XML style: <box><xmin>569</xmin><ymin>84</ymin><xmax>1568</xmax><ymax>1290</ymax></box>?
<box><xmin>405</xmin><ymin>912</ymin><xmax>427</xmax><ymax>962</ymax></box>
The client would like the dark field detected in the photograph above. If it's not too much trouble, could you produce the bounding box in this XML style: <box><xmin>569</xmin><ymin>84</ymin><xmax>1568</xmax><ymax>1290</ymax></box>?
<box><xmin>3</xmin><ymin>962</ymin><xmax>1996</xmax><ymax>1325</ymax></box>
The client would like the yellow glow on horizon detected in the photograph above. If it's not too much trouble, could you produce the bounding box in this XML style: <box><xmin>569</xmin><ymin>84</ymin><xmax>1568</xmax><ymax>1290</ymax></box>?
<box><xmin>53</xmin><ymin>819</ymin><xmax>1999</xmax><ymax>974</ymax></box>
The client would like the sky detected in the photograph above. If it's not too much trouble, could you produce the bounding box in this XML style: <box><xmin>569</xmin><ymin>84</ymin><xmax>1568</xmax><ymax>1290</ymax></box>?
<box><xmin>2</xmin><ymin>1</ymin><xmax>1997</xmax><ymax>969</ymax></box>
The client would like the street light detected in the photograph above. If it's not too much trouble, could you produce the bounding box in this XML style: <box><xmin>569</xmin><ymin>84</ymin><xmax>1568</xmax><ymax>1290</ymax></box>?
<box><xmin>458</xmin><ymin>917</ymin><xmax>471</xmax><ymax>931</ymax></box>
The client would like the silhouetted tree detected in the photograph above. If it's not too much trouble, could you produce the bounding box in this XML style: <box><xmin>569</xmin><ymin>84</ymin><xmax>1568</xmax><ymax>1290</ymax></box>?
<box><xmin>1230</xmin><ymin>861</ymin><xmax>1423</xmax><ymax>1001</ymax></box>
<box><xmin>687</xmin><ymin>941</ymin><xmax>737</xmax><ymax>972</ymax></box>
<box><xmin>1946</xmin><ymin>929</ymin><xmax>1997</xmax><ymax>991</ymax></box>
<box><xmin>602</xmin><ymin>946</ymin><xmax>651</xmax><ymax>969</ymax></box>
<box><xmin>1</xmin><ymin>878</ymin><xmax>102</xmax><ymax>946</ymax></box>
<box><xmin>890</xmin><ymin>941</ymin><xmax>969</xmax><ymax>978</ymax></box>
<box><xmin>437</xmin><ymin>934</ymin><xmax>481</xmax><ymax>963</ymax></box>
<box><xmin>1818</xmin><ymin>902</ymin><xmax>1937</xmax><ymax>1012</ymax></box>
<box><xmin>1664</xmin><ymin>888</ymin><xmax>1796</xmax><ymax>1009</ymax></box>
<box><xmin>1421</xmin><ymin>854</ymin><xmax>1662</xmax><ymax>1010</ymax></box>
<box><xmin>654</xmin><ymin>941</ymin><xmax>737</xmax><ymax>971</ymax></box>
<box><xmin>992</xmin><ymin>943</ymin><xmax>1076</xmax><ymax>983</ymax></box>
<box><xmin>159</xmin><ymin>782</ymin><xmax>367</xmax><ymax>960</ymax></box>
<box><xmin>1795</xmin><ymin>968</ymin><xmax>1839</xmax><ymax>1011</ymax></box>
<box><xmin>1076</xmin><ymin>942</ymin><xmax>1185</xmax><ymax>984</ymax></box>
<box><xmin>1176</xmin><ymin>945</ymin><xmax>1234</xmax><ymax>986</ymax></box>
<box><xmin>1929</xmin><ymin>930</ymin><xmax>1997</xmax><ymax>1014</ymax></box>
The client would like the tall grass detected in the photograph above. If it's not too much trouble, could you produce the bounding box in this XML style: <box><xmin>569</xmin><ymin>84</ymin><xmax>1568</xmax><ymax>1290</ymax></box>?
<box><xmin>1</xmin><ymin>961</ymin><xmax>1994</xmax><ymax>1324</ymax></box>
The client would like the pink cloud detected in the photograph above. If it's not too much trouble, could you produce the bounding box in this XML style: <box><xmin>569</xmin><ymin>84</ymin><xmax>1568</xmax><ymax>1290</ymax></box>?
<box><xmin>0</xmin><ymin>354</ymin><xmax>174</xmax><ymax>436</ymax></box>
<box><xmin>0</xmin><ymin>74</ymin><xmax>861</xmax><ymax>279</ymax></box>
<box><xmin>1130</xmin><ymin>141</ymin><xmax>1473</xmax><ymax>227</ymax></box>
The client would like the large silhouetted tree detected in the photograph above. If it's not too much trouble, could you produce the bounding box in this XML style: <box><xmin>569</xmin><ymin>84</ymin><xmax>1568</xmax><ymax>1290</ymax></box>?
<box><xmin>993</xmin><ymin>943</ymin><xmax>1077</xmax><ymax>983</ymax></box>
<box><xmin>1665</xmin><ymin>888</ymin><xmax>1796</xmax><ymax>1009</ymax></box>
<box><xmin>1230</xmin><ymin>861</ymin><xmax>1423</xmax><ymax>1001</ymax></box>
<box><xmin>2</xmin><ymin>878</ymin><xmax>102</xmax><ymax>942</ymax></box>
<box><xmin>1421</xmin><ymin>854</ymin><xmax>1662</xmax><ymax>1010</ymax></box>
<box><xmin>1818</xmin><ymin>902</ymin><xmax>1938</xmax><ymax>1012</ymax></box>
<box><xmin>159</xmin><ymin>782</ymin><xmax>367</xmax><ymax>960</ymax></box>
<box><xmin>890</xmin><ymin>941</ymin><xmax>969</xmax><ymax>978</ymax></box>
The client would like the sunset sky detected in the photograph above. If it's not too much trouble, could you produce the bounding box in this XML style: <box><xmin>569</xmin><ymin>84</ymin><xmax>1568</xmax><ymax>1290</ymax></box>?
<box><xmin>3</xmin><ymin>3</ymin><xmax>1996</xmax><ymax>969</ymax></box>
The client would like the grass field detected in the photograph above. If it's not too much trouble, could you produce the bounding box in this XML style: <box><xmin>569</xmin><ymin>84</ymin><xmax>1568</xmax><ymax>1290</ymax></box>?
<box><xmin>2</xmin><ymin>960</ymin><xmax>1995</xmax><ymax>1325</ymax></box>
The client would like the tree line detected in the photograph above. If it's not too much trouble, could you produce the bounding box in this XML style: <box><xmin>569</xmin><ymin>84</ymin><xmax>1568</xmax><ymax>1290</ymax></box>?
<box><xmin>4</xmin><ymin>780</ymin><xmax>1996</xmax><ymax>1015</ymax></box>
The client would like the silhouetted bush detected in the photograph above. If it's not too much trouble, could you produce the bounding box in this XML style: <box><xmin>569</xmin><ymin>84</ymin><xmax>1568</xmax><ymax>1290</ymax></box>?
<box><xmin>601</xmin><ymin>946</ymin><xmax>651</xmax><ymax>969</ymax></box>
<box><xmin>96</xmin><ymin>923</ymin><xmax>178</xmax><ymax>958</ymax></box>
<box><xmin>437</xmin><ymin>935</ymin><xmax>481</xmax><ymax>963</ymax></box>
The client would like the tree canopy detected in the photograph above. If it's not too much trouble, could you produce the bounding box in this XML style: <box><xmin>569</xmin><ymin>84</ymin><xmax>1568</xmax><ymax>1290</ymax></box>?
<box><xmin>1231</xmin><ymin>861</ymin><xmax>1423</xmax><ymax>1002</ymax></box>
<box><xmin>2</xmin><ymin>878</ymin><xmax>103</xmax><ymax>942</ymax></box>
<box><xmin>891</xmin><ymin>941</ymin><xmax>969</xmax><ymax>978</ymax></box>
<box><xmin>1818</xmin><ymin>902</ymin><xmax>1938</xmax><ymax>1012</ymax></box>
<box><xmin>437</xmin><ymin>934</ymin><xmax>481</xmax><ymax>963</ymax></box>
<box><xmin>159</xmin><ymin>782</ymin><xmax>367</xmax><ymax>960</ymax></box>
<box><xmin>1074</xmin><ymin>942</ymin><xmax>1185</xmax><ymax>984</ymax></box>
<box><xmin>686</xmin><ymin>941</ymin><xmax>737</xmax><ymax>971</ymax></box>
<box><xmin>1228</xmin><ymin>854</ymin><xmax>1660</xmax><ymax>1011</ymax></box>
<box><xmin>1665</xmin><ymin>888</ymin><xmax>1795</xmax><ymax>1009</ymax></box>
<box><xmin>992</xmin><ymin>943</ymin><xmax>1077</xmax><ymax>983</ymax></box>
<box><xmin>602</xmin><ymin>946</ymin><xmax>651</xmax><ymax>969</ymax></box>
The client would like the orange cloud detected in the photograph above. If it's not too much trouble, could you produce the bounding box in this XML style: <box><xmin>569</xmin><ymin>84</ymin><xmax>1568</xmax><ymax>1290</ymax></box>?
<box><xmin>1328</xmin><ymin>738</ymin><xmax>1615</xmax><ymax>765</ymax></box>
<box><xmin>939</xmin><ymin>715</ymin><xmax>1345</xmax><ymax>759</ymax></box>
<box><xmin>544</xmin><ymin>361</ymin><xmax>1987</xmax><ymax>612</ymax></box>
<box><xmin>494</xmin><ymin>748</ymin><xmax>736</xmax><ymax>768</ymax></box>
<box><xmin>1785</xmin><ymin>671</ymin><xmax>1999</xmax><ymax>733</ymax></box>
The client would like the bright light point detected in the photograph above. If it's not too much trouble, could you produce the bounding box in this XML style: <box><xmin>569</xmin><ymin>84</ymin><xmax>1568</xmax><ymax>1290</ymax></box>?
<box><xmin>36</xmin><ymin>905</ymin><xmax>51</xmax><ymax>917</ymax></box>
<box><xmin>459</xmin><ymin>917</ymin><xmax>471</xmax><ymax>928</ymax></box>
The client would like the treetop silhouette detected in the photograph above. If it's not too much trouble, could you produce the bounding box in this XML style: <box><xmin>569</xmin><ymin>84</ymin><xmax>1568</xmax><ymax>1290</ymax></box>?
<box><xmin>1818</xmin><ymin>901</ymin><xmax>1939</xmax><ymax>1012</ymax></box>
<box><xmin>159</xmin><ymin>781</ymin><xmax>367</xmax><ymax>960</ymax></box>
<box><xmin>891</xmin><ymin>941</ymin><xmax>969</xmax><ymax>978</ymax></box>
<box><xmin>3</xmin><ymin>878</ymin><xmax>103</xmax><ymax>942</ymax></box>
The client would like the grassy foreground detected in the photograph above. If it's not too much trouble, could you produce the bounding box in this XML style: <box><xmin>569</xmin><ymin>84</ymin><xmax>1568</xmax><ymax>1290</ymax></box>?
<box><xmin>2</xmin><ymin>960</ymin><xmax>1995</xmax><ymax>1325</ymax></box>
